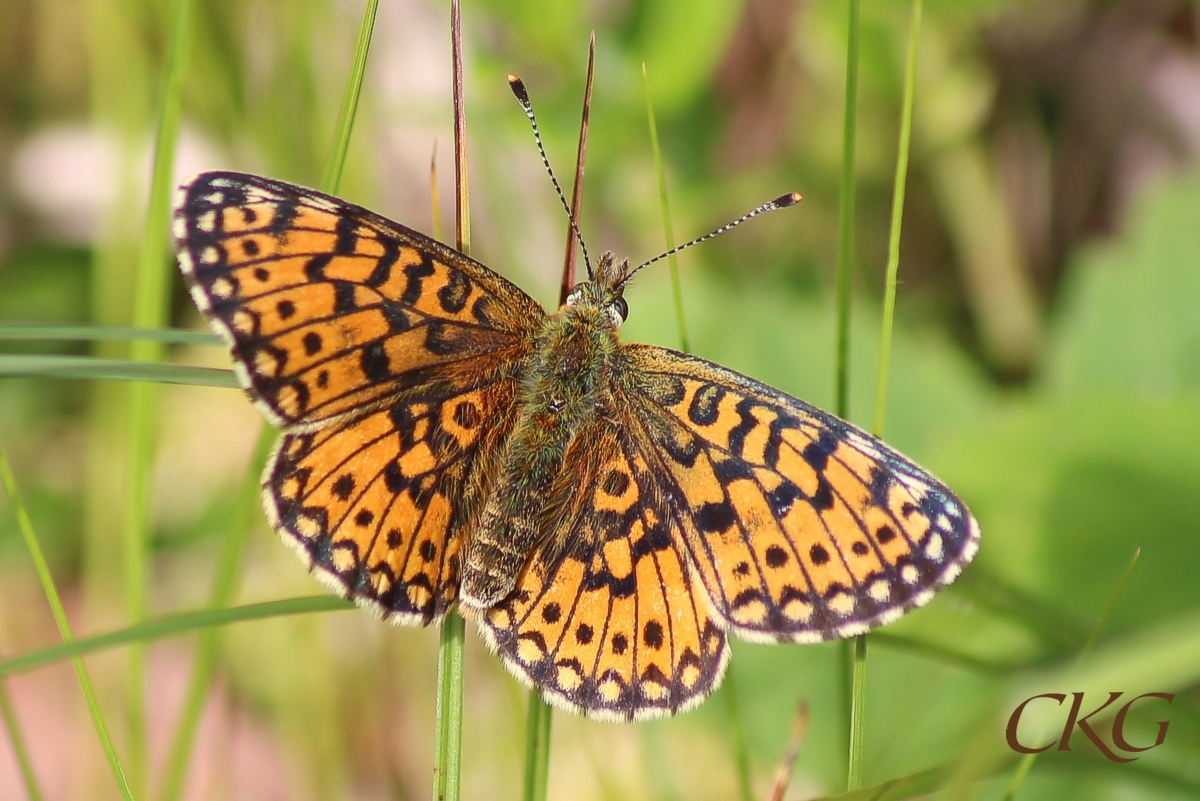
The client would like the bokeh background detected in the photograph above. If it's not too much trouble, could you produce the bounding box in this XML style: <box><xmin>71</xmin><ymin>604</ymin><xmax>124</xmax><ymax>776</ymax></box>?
<box><xmin>1</xmin><ymin>0</ymin><xmax>1199</xmax><ymax>799</ymax></box>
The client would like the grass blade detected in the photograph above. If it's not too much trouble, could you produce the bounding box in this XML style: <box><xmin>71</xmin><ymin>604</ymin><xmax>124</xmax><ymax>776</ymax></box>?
<box><xmin>522</xmin><ymin>692</ymin><xmax>553</xmax><ymax>801</ymax></box>
<box><xmin>321</xmin><ymin>0</ymin><xmax>380</xmax><ymax>193</ymax></box>
<box><xmin>0</xmin><ymin>355</ymin><xmax>236</xmax><ymax>387</ymax></box>
<box><xmin>722</xmin><ymin>661</ymin><xmax>754</xmax><ymax>801</ymax></box>
<box><xmin>766</xmin><ymin>701</ymin><xmax>810</xmax><ymax>801</ymax></box>
<box><xmin>0</xmin><ymin>680</ymin><xmax>46</xmax><ymax>801</ymax></box>
<box><xmin>873</xmin><ymin>0</ymin><xmax>922</xmax><ymax>439</ymax></box>
<box><xmin>642</xmin><ymin>63</ymin><xmax>690</xmax><ymax>353</ymax></box>
<box><xmin>158</xmin><ymin>0</ymin><xmax>378</xmax><ymax>792</ymax></box>
<box><xmin>434</xmin><ymin>4</ymin><xmax>469</xmax><ymax>800</ymax></box>
<box><xmin>0</xmin><ymin>446</ymin><xmax>134</xmax><ymax>800</ymax></box>
<box><xmin>0</xmin><ymin>596</ymin><xmax>352</xmax><ymax>679</ymax></box>
<box><xmin>1000</xmin><ymin>548</ymin><xmax>1140</xmax><ymax>801</ymax></box>
<box><xmin>434</xmin><ymin>612</ymin><xmax>466</xmax><ymax>801</ymax></box>
<box><xmin>0</xmin><ymin>324</ymin><xmax>220</xmax><ymax>346</ymax></box>
<box><xmin>834</xmin><ymin>0</ymin><xmax>863</xmax><ymax>791</ymax></box>
<box><xmin>124</xmin><ymin>0</ymin><xmax>196</xmax><ymax>786</ymax></box>
<box><xmin>559</xmin><ymin>32</ymin><xmax>595</xmax><ymax>304</ymax></box>
<box><xmin>157</xmin><ymin>427</ymin><xmax>274</xmax><ymax>801</ymax></box>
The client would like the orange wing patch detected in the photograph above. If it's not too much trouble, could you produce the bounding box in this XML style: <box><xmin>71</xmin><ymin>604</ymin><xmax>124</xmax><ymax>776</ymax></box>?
<box><xmin>265</xmin><ymin>377</ymin><xmax>519</xmax><ymax>626</ymax></box>
<box><xmin>625</xmin><ymin>345</ymin><xmax>980</xmax><ymax>644</ymax></box>
<box><xmin>173</xmin><ymin>172</ymin><xmax>543</xmax><ymax>427</ymax></box>
<box><xmin>477</xmin><ymin>430</ymin><xmax>728</xmax><ymax>721</ymax></box>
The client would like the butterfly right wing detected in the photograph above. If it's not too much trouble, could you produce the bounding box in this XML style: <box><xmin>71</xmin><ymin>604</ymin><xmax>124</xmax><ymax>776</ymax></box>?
<box><xmin>173</xmin><ymin>171</ymin><xmax>544</xmax><ymax>429</ymax></box>
<box><xmin>477</xmin><ymin>420</ymin><xmax>729</xmax><ymax>721</ymax></box>
<box><xmin>265</xmin><ymin>357</ymin><xmax>523</xmax><ymax>625</ymax></box>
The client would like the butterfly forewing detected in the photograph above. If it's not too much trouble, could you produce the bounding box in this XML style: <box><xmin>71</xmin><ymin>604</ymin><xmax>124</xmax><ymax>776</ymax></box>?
<box><xmin>622</xmin><ymin>345</ymin><xmax>980</xmax><ymax>643</ymax></box>
<box><xmin>173</xmin><ymin>171</ymin><xmax>543</xmax><ymax>428</ymax></box>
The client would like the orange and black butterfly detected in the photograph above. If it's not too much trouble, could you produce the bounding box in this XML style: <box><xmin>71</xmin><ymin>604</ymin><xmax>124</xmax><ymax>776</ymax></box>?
<box><xmin>173</xmin><ymin>167</ymin><xmax>979</xmax><ymax>722</ymax></box>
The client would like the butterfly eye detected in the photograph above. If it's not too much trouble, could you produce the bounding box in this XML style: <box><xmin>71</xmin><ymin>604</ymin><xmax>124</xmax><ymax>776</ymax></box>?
<box><xmin>607</xmin><ymin>296</ymin><xmax>628</xmax><ymax>326</ymax></box>
<box><xmin>565</xmin><ymin>283</ymin><xmax>587</xmax><ymax>306</ymax></box>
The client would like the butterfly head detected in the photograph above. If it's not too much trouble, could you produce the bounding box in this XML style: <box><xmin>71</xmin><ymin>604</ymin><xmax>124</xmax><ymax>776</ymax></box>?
<box><xmin>564</xmin><ymin>251</ymin><xmax>630</xmax><ymax>328</ymax></box>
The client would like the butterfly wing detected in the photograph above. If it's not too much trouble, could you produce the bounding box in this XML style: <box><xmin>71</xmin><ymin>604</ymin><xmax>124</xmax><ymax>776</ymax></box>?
<box><xmin>621</xmin><ymin>344</ymin><xmax>980</xmax><ymax>644</ymax></box>
<box><xmin>265</xmin><ymin>357</ymin><xmax>522</xmax><ymax>625</ymax></box>
<box><xmin>173</xmin><ymin>171</ymin><xmax>544</xmax><ymax>429</ymax></box>
<box><xmin>477</xmin><ymin>421</ymin><xmax>729</xmax><ymax>721</ymax></box>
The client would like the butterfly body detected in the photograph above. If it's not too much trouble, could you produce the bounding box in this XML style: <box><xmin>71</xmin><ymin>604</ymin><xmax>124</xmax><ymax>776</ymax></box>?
<box><xmin>463</xmin><ymin>281</ymin><xmax>624</xmax><ymax>608</ymax></box>
<box><xmin>174</xmin><ymin>171</ymin><xmax>980</xmax><ymax>722</ymax></box>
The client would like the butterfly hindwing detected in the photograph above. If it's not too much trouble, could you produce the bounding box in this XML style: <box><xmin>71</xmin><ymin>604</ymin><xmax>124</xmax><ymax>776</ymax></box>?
<box><xmin>265</xmin><ymin>351</ymin><xmax>523</xmax><ymax>625</ymax></box>
<box><xmin>173</xmin><ymin>171</ymin><xmax>544</xmax><ymax>428</ymax></box>
<box><xmin>478</xmin><ymin>423</ymin><xmax>729</xmax><ymax>721</ymax></box>
<box><xmin>622</xmin><ymin>345</ymin><xmax>980</xmax><ymax>644</ymax></box>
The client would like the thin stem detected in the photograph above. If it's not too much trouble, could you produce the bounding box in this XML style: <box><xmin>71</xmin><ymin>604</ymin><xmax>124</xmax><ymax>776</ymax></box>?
<box><xmin>431</xmin><ymin>141</ymin><xmax>444</xmax><ymax>242</ymax></box>
<box><xmin>559</xmin><ymin>33</ymin><xmax>595</xmax><ymax>305</ymax></box>
<box><xmin>321</xmin><ymin>0</ymin><xmax>380</xmax><ymax>193</ymax></box>
<box><xmin>434</xmin><ymin>613</ymin><xmax>466</xmax><ymax>801</ymax></box>
<box><xmin>766</xmin><ymin>701</ymin><xmax>810</xmax><ymax>801</ymax></box>
<box><xmin>834</xmin><ymin>0</ymin><xmax>860</xmax><ymax>422</ymax></box>
<box><xmin>522</xmin><ymin>693</ymin><xmax>553</xmax><ymax>801</ymax></box>
<box><xmin>1000</xmin><ymin>548</ymin><xmax>1141</xmax><ymax>801</ymax></box>
<box><xmin>835</xmin><ymin>1</ymin><xmax>862</xmax><ymax>792</ymax></box>
<box><xmin>123</xmin><ymin>0</ymin><xmax>195</xmax><ymax>790</ymax></box>
<box><xmin>873</xmin><ymin>0</ymin><xmax>922</xmax><ymax>439</ymax></box>
<box><xmin>157</xmin><ymin>427</ymin><xmax>274</xmax><ymax>801</ymax></box>
<box><xmin>722</xmin><ymin>662</ymin><xmax>754</xmax><ymax>801</ymax></box>
<box><xmin>433</xmin><ymin>4</ymin><xmax>469</xmax><ymax>800</ymax></box>
<box><xmin>0</xmin><ymin>447</ymin><xmax>134</xmax><ymax>800</ymax></box>
<box><xmin>0</xmin><ymin>596</ymin><xmax>352</xmax><ymax>679</ymax></box>
<box><xmin>642</xmin><ymin>63</ymin><xmax>689</xmax><ymax>353</ymax></box>
<box><xmin>0</xmin><ymin>680</ymin><xmax>46</xmax><ymax>801</ymax></box>
<box><xmin>846</xmin><ymin>636</ymin><xmax>868</xmax><ymax>790</ymax></box>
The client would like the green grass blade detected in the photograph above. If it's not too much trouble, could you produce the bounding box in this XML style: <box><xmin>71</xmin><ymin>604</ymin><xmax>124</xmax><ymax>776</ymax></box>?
<box><xmin>434</xmin><ymin>611</ymin><xmax>466</xmax><ymax>801</ymax></box>
<box><xmin>522</xmin><ymin>692</ymin><xmax>553</xmax><ymax>801</ymax></box>
<box><xmin>642</xmin><ymin>63</ymin><xmax>689</xmax><ymax>353</ymax></box>
<box><xmin>0</xmin><ymin>680</ymin><xmax>46</xmax><ymax>801</ymax></box>
<box><xmin>834</xmin><ymin>0</ymin><xmax>860</xmax><ymax>422</ymax></box>
<box><xmin>0</xmin><ymin>324</ymin><xmax>221</xmax><ymax>346</ymax></box>
<box><xmin>813</xmin><ymin>763</ymin><xmax>951</xmax><ymax>801</ymax></box>
<box><xmin>1000</xmin><ymin>548</ymin><xmax>1140</xmax><ymax>801</ymax></box>
<box><xmin>321</xmin><ymin>0</ymin><xmax>380</xmax><ymax>194</ymax></box>
<box><xmin>0</xmin><ymin>596</ymin><xmax>352</xmax><ymax>679</ymax></box>
<box><xmin>156</xmin><ymin>0</ymin><xmax>378</xmax><ymax>789</ymax></box>
<box><xmin>873</xmin><ymin>0</ymin><xmax>922</xmax><ymax>438</ymax></box>
<box><xmin>124</xmin><ymin>1</ymin><xmax>196</xmax><ymax>787</ymax></box>
<box><xmin>157</xmin><ymin>426</ymin><xmax>274</xmax><ymax>801</ymax></box>
<box><xmin>834</xmin><ymin>0</ymin><xmax>863</xmax><ymax>791</ymax></box>
<box><xmin>722</xmin><ymin>661</ymin><xmax>754</xmax><ymax>801</ymax></box>
<box><xmin>868</xmin><ymin>632</ymin><xmax>1012</xmax><ymax>675</ymax></box>
<box><xmin>0</xmin><ymin>446</ymin><xmax>134</xmax><ymax>800</ymax></box>
<box><xmin>435</xmin><ymin>4</ymin><xmax>469</xmax><ymax>799</ymax></box>
<box><xmin>0</xmin><ymin>355</ymin><xmax>237</xmax><ymax>387</ymax></box>
<box><xmin>847</xmin><ymin>635</ymin><xmax>868</xmax><ymax>790</ymax></box>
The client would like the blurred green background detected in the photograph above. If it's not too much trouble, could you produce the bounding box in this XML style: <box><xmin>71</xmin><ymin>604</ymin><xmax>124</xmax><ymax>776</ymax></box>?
<box><xmin>0</xmin><ymin>0</ymin><xmax>1198</xmax><ymax>799</ymax></box>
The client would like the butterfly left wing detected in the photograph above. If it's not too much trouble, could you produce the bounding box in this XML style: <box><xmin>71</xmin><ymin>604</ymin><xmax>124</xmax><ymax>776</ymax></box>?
<box><xmin>266</xmin><ymin>360</ymin><xmax>521</xmax><ymax>625</ymax></box>
<box><xmin>476</xmin><ymin>422</ymin><xmax>729</xmax><ymax>722</ymax></box>
<box><xmin>621</xmin><ymin>345</ymin><xmax>980</xmax><ymax>644</ymax></box>
<box><xmin>173</xmin><ymin>171</ymin><xmax>544</xmax><ymax>429</ymax></box>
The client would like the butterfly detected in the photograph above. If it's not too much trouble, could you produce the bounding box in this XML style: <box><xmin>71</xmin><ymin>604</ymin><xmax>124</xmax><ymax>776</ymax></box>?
<box><xmin>173</xmin><ymin>170</ymin><xmax>979</xmax><ymax>722</ymax></box>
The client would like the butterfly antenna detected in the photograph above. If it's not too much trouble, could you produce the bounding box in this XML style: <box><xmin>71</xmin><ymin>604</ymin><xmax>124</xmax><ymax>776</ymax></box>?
<box><xmin>509</xmin><ymin>74</ymin><xmax>594</xmax><ymax>279</ymax></box>
<box><xmin>620</xmin><ymin>193</ymin><xmax>803</xmax><ymax>287</ymax></box>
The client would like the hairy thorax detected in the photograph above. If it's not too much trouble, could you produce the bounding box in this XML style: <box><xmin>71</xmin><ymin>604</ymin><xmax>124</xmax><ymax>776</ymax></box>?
<box><xmin>460</xmin><ymin>302</ymin><xmax>622</xmax><ymax>609</ymax></box>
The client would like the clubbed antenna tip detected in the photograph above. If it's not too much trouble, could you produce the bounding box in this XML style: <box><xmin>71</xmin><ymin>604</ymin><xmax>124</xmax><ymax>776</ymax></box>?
<box><xmin>775</xmin><ymin>192</ymin><xmax>803</xmax><ymax>207</ymax></box>
<box><xmin>508</xmin><ymin>74</ymin><xmax>530</xmax><ymax>104</ymax></box>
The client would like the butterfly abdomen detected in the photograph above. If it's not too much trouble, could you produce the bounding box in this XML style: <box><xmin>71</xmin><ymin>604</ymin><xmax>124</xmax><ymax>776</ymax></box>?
<box><xmin>460</xmin><ymin>306</ymin><xmax>620</xmax><ymax>610</ymax></box>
